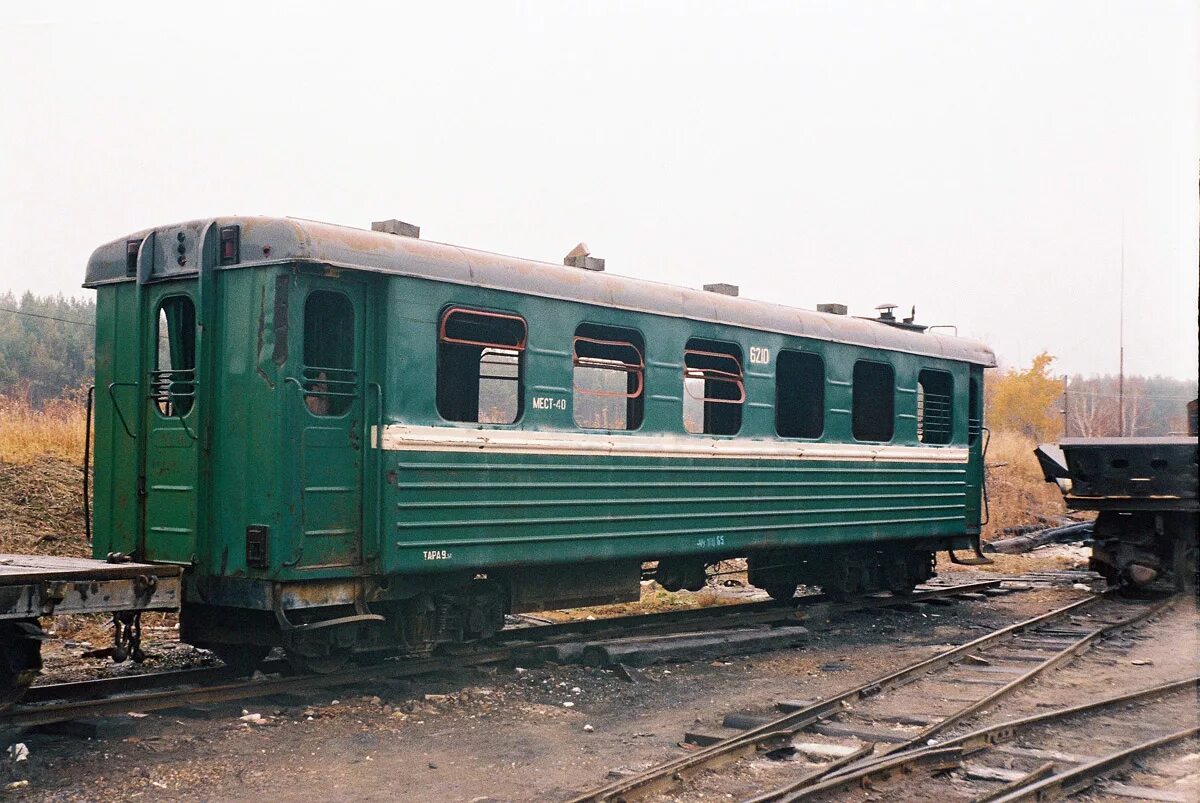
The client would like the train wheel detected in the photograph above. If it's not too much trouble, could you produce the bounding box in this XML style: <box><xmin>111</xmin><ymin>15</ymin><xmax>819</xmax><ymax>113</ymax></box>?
<box><xmin>764</xmin><ymin>583</ymin><xmax>798</xmax><ymax>602</ymax></box>
<box><xmin>0</xmin><ymin>621</ymin><xmax>42</xmax><ymax>710</ymax></box>
<box><xmin>209</xmin><ymin>644</ymin><xmax>272</xmax><ymax>676</ymax></box>
<box><xmin>1172</xmin><ymin>538</ymin><xmax>1198</xmax><ymax>595</ymax></box>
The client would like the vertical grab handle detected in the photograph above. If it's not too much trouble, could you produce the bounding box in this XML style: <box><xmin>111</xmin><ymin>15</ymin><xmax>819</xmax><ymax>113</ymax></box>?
<box><xmin>107</xmin><ymin>382</ymin><xmax>139</xmax><ymax>439</ymax></box>
<box><xmin>980</xmin><ymin>426</ymin><xmax>991</xmax><ymax>526</ymax></box>
<box><xmin>83</xmin><ymin>385</ymin><xmax>95</xmax><ymax>545</ymax></box>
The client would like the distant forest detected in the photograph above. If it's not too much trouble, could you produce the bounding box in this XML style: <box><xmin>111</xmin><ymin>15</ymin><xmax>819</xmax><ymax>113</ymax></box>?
<box><xmin>1065</xmin><ymin>373</ymin><xmax>1197</xmax><ymax>437</ymax></box>
<box><xmin>0</xmin><ymin>292</ymin><xmax>96</xmax><ymax>405</ymax></box>
<box><xmin>0</xmin><ymin>291</ymin><xmax>1196</xmax><ymax>434</ymax></box>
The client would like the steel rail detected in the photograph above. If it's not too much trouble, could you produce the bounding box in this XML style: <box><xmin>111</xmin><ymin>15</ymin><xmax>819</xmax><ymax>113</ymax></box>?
<box><xmin>752</xmin><ymin>747</ymin><xmax>965</xmax><ymax>803</ymax></box>
<box><xmin>750</xmin><ymin>595</ymin><xmax>1181</xmax><ymax>801</ymax></box>
<box><xmin>6</xmin><ymin>582</ymin><xmax>998</xmax><ymax>729</ymax></box>
<box><xmin>565</xmin><ymin>592</ymin><xmax>1106</xmax><ymax>803</ymax></box>
<box><xmin>943</xmin><ymin>674</ymin><xmax>1200</xmax><ymax>756</ymax></box>
<box><xmin>826</xmin><ymin>594</ymin><xmax>1182</xmax><ymax>774</ymax></box>
<box><xmin>971</xmin><ymin>763</ymin><xmax>1055</xmax><ymax>803</ymax></box>
<box><xmin>1</xmin><ymin>649</ymin><xmax>506</xmax><ymax>729</ymax></box>
<box><xmin>768</xmin><ymin>672</ymin><xmax>1200</xmax><ymax>796</ymax></box>
<box><xmin>763</xmin><ymin>673</ymin><xmax>1199</xmax><ymax>802</ymax></box>
<box><xmin>985</xmin><ymin>725</ymin><xmax>1200</xmax><ymax>802</ymax></box>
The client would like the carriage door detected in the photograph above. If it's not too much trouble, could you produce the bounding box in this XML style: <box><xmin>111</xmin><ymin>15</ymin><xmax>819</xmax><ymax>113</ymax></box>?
<box><xmin>294</xmin><ymin>285</ymin><xmax>365</xmax><ymax>568</ymax></box>
<box><xmin>141</xmin><ymin>287</ymin><xmax>200</xmax><ymax>563</ymax></box>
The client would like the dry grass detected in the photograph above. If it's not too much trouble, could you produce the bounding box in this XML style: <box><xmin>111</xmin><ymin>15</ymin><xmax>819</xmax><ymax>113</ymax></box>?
<box><xmin>982</xmin><ymin>428</ymin><xmax>1074</xmax><ymax>541</ymax></box>
<box><xmin>0</xmin><ymin>393</ymin><xmax>88</xmax><ymax>464</ymax></box>
<box><xmin>0</xmin><ymin>456</ymin><xmax>90</xmax><ymax>557</ymax></box>
<box><xmin>0</xmin><ymin>395</ymin><xmax>90</xmax><ymax>556</ymax></box>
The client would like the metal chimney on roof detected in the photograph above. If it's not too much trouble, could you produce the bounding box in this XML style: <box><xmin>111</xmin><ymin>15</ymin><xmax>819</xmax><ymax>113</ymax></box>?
<box><xmin>372</xmin><ymin>219</ymin><xmax>420</xmax><ymax>238</ymax></box>
<box><xmin>703</xmin><ymin>283</ymin><xmax>739</xmax><ymax>297</ymax></box>
<box><xmin>564</xmin><ymin>242</ymin><xmax>605</xmax><ymax>271</ymax></box>
<box><xmin>817</xmin><ymin>303</ymin><xmax>848</xmax><ymax>315</ymax></box>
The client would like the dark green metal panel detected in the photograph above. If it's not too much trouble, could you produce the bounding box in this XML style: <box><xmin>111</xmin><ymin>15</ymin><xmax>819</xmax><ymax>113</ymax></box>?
<box><xmin>290</xmin><ymin>277</ymin><xmax>366</xmax><ymax>569</ymax></box>
<box><xmin>385</xmin><ymin>452</ymin><xmax>968</xmax><ymax>572</ymax></box>
<box><xmin>140</xmin><ymin>281</ymin><xmax>200</xmax><ymax>564</ymax></box>
<box><xmin>91</xmin><ymin>283</ymin><xmax>141</xmax><ymax>559</ymax></box>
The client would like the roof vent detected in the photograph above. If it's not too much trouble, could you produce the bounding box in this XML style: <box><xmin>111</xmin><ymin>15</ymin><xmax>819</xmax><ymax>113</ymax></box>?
<box><xmin>372</xmin><ymin>219</ymin><xmax>420</xmax><ymax>238</ymax></box>
<box><xmin>870</xmin><ymin>303</ymin><xmax>927</xmax><ymax>332</ymax></box>
<box><xmin>817</xmin><ymin>303</ymin><xmax>847</xmax><ymax>315</ymax></box>
<box><xmin>564</xmin><ymin>242</ymin><xmax>605</xmax><ymax>272</ymax></box>
<box><xmin>703</xmin><ymin>283</ymin><xmax>739</xmax><ymax>297</ymax></box>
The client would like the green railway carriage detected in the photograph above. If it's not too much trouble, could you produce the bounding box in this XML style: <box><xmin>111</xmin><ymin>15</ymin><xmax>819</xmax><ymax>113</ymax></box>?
<box><xmin>84</xmin><ymin>216</ymin><xmax>995</xmax><ymax>670</ymax></box>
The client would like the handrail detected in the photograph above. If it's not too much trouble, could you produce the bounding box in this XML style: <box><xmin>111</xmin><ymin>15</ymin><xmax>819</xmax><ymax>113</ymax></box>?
<box><xmin>83</xmin><ymin>385</ymin><xmax>95</xmax><ymax>545</ymax></box>
<box><xmin>107</xmin><ymin>382</ymin><xmax>138</xmax><ymax>439</ymax></box>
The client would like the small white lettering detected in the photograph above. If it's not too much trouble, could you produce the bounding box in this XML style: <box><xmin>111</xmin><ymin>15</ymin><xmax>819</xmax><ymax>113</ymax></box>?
<box><xmin>423</xmin><ymin>550</ymin><xmax>452</xmax><ymax>561</ymax></box>
<box><xmin>749</xmin><ymin>347</ymin><xmax>770</xmax><ymax>365</ymax></box>
<box><xmin>532</xmin><ymin>396</ymin><xmax>567</xmax><ymax>411</ymax></box>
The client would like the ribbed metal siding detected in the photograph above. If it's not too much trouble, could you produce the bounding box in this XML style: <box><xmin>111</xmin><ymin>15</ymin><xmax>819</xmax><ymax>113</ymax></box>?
<box><xmin>385</xmin><ymin>452</ymin><xmax>967</xmax><ymax>571</ymax></box>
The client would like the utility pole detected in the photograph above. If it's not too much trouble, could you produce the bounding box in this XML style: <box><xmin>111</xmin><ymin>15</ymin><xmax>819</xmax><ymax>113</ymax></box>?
<box><xmin>1062</xmin><ymin>375</ymin><xmax>1069</xmax><ymax>437</ymax></box>
<box><xmin>1118</xmin><ymin>214</ymin><xmax>1126</xmax><ymax>437</ymax></box>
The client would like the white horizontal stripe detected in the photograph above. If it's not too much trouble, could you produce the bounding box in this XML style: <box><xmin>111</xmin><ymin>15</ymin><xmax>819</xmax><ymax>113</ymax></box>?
<box><xmin>376</xmin><ymin>424</ymin><xmax>969</xmax><ymax>463</ymax></box>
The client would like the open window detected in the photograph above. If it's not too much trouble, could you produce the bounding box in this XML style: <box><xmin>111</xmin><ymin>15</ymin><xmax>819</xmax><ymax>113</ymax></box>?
<box><xmin>683</xmin><ymin>339</ymin><xmax>744</xmax><ymax>435</ymax></box>
<box><xmin>303</xmin><ymin>290</ymin><xmax>356</xmax><ymax>417</ymax></box>
<box><xmin>152</xmin><ymin>296</ymin><xmax>196</xmax><ymax>417</ymax></box>
<box><xmin>917</xmin><ymin>369</ymin><xmax>954</xmax><ymax>444</ymax></box>
<box><xmin>968</xmin><ymin>376</ymin><xmax>982</xmax><ymax>445</ymax></box>
<box><xmin>437</xmin><ymin>307</ymin><xmax>526</xmax><ymax>424</ymax></box>
<box><xmin>572</xmin><ymin>323</ymin><xmax>644</xmax><ymax>430</ymax></box>
<box><xmin>776</xmin><ymin>350</ymin><xmax>824</xmax><ymax>438</ymax></box>
<box><xmin>852</xmin><ymin>360</ymin><xmax>894</xmax><ymax>442</ymax></box>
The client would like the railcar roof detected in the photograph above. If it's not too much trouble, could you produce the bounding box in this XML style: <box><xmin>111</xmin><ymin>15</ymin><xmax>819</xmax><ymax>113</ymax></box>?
<box><xmin>85</xmin><ymin>215</ymin><xmax>996</xmax><ymax>366</ymax></box>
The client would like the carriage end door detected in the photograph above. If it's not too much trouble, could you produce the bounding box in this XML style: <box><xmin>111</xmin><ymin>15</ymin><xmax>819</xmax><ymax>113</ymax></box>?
<box><xmin>141</xmin><ymin>286</ymin><xmax>201</xmax><ymax>563</ymax></box>
<box><xmin>293</xmin><ymin>284</ymin><xmax>365</xmax><ymax>569</ymax></box>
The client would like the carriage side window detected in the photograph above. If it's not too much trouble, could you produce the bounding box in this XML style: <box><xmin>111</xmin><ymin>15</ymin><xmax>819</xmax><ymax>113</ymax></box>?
<box><xmin>968</xmin><ymin>376</ymin><xmax>982</xmax><ymax>444</ymax></box>
<box><xmin>776</xmin><ymin>350</ymin><xmax>824</xmax><ymax>438</ymax></box>
<box><xmin>303</xmin><ymin>290</ymin><xmax>356</xmax><ymax>416</ymax></box>
<box><xmin>572</xmin><ymin>324</ymin><xmax>644</xmax><ymax>430</ymax></box>
<box><xmin>153</xmin><ymin>296</ymin><xmax>196</xmax><ymax>417</ymax></box>
<box><xmin>683</xmin><ymin>339</ymin><xmax>745</xmax><ymax>435</ymax></box>
<box><xmin>917</xmin><ymin>369</ymin><xmax>953</xmax><ymax>444</ymax></box>
<box><xmin>851</xmin><ymin>360</ymin><xmax>894</xmax><ymax>442</ymax></box>
<box><xmin>437</xmin><ymin>307</ymin><xmax>526</xmax><ymax>424</ymax></box>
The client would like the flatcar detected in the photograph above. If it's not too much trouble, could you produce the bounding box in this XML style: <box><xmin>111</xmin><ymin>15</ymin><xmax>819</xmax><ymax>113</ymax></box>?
<box><xmin>79</xmin><ymin>216</ymin><xmax>996</xmax><ymax>673</ymax></box>
<box><xmin>1036</xmin><ymin>431</ymin><xmax>1198</xmax><ymax>592</ymax></box>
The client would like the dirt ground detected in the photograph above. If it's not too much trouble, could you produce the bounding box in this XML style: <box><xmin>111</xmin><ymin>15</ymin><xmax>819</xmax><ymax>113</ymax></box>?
<box><xmin>3</xmin><ymin>457</ymin><xmax>1195</xmax><ymax>801</ymax></box>
<box><xmin>8</xmin><ymin>578</ymin><xmax>1196</xmax><ymax>802</ymax></box>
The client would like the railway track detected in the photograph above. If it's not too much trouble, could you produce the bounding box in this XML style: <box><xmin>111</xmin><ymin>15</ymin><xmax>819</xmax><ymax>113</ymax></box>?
<box><xmin>567</xmin><ymin>591</ymin><xmax>1184</xmax><ymax>803</ymax></box>
<box><xmin>751</xmin><ymin>673</ymin><xmax>1198</xmax><ymax>802</ymax></box>
<box><xmin>3</xmin><ymin>580</ymin><xmax>999</xmax><ymax>732</ymax></box>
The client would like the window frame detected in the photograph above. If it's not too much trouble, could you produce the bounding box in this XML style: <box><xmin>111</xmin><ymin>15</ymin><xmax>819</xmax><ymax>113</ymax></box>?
<box><xmin>151</xmin><ymin>294</ymin><xmax>197</xmax><ymax>418</ymax></box>
<box><xmin>916</xmin><ymin>368</ymin><xmax>954</xmax><ymax>445</ymax></box>
<box><xmin>435</xmin><ymin>305</ymin><xmax>528</xmax><ymax>426</ymax></box>
<box><xmin>682</xmin><ymin>339</ymin><xmax>746</xmax><ymax>436</ymax></box>
<box><xmin>968</xmin><ymin>376</ymin><xmax>982</xmax><ymax>445</ymax></box>
<box><xmin>850</xmin><ymin>359</ymin><xmax>896</xmax><ymax>443</ymax></box>
<box><xmin>775</xmin><ymin>349</ymin><xmax>825</xmax><ymax>439</ymax></box>
<box><xmin>301</xmin><ymin>289</ymin><xmax>358</xmax><ymax>418</ymax></box>
<box><xmin>572</xmin><ymin>335</ymin><xmax>645</xmax><ymax>400</ymax></box>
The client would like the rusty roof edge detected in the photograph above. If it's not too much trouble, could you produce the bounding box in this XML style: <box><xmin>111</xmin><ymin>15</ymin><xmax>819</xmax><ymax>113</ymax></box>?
<box><xmin>84</xmin><ymin>215</ymin><xmax>997</xmax><ymax>367</ymax></box>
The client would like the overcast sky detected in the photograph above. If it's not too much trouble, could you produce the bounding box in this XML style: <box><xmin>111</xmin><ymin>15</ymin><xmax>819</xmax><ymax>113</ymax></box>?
<box><xmin>2</xmin><ymin>1</ymin><xmax>1196</xmax><ymax>381</ymax></box>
